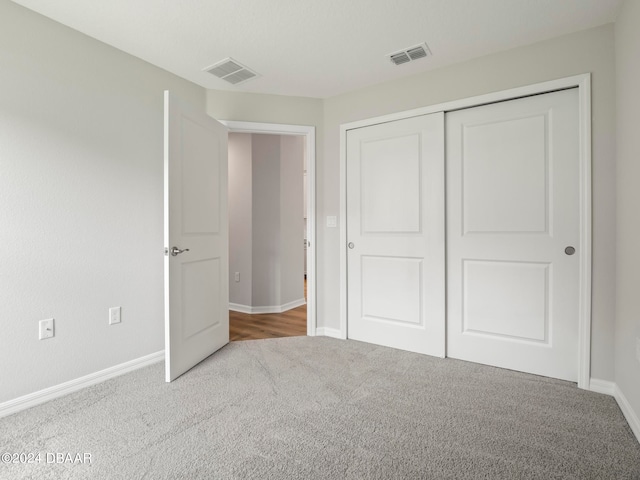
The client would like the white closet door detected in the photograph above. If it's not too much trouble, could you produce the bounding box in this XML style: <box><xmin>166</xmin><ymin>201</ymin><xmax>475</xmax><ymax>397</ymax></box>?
<box><xmin>446</xmin><ymin>89</ymin><xmax>580</xmax><ymax>381</ymax></box>
<box><xmin>346</xmin><ymin>113</ymin><xmax>445</xmax><ymax>357</ymax></box>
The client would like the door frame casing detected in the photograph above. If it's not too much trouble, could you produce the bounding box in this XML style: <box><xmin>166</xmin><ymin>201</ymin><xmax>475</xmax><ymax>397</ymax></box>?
<box><xmin>221</xmin><ymin>120</ymin><xmax>317</xmax><ymax>336</ymax></box>
<box><xmin>338</xmin><ymin>73</ymin><xmax>592</xmax><ymax>389</ymax></box>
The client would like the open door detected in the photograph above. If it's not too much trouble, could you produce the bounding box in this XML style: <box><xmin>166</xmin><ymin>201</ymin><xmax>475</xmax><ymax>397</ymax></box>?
<box><xmin>164</xmin><ymin>91</ymin><xmax>229</xmax><ymax>382</ymax></box>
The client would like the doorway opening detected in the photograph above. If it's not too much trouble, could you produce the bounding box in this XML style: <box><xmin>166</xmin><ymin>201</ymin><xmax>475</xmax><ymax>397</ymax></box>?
<box><xmin>222</xmin><ymin>121</ymin><xmax>316</xmax><ymax>341</ymax></box>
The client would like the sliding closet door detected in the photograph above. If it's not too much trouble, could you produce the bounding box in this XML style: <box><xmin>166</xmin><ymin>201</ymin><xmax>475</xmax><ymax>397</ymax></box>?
<box><xmin>346</xmin><ymin>113</ymin><xmax>445</xmax><ymax>357</ymax></box>
<box><xmin>446</xmin><ymin>89</ymin><xmax>580</xmax><ymax>381</ymax></box>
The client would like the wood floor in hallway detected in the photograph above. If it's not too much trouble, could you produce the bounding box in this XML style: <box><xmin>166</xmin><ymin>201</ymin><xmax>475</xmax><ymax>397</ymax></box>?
<box><xmin>229</xmin><ymin>280</ymin><xmax>307</xmax><ymax>341</ymax></box>
<box><xmin>229</xmin><ymin>305</ymin><xmax>307</xmax><ymax>341</ymax></box>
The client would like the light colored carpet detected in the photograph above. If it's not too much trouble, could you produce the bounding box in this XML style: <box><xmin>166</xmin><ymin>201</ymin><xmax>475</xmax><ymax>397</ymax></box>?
<box><xmin>1</xmin><ymin>336</ymin><xmax>639</xmax><ymax>479</ymax></box>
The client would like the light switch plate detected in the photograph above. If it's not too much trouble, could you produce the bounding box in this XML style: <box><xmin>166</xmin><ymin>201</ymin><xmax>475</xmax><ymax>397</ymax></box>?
<box><xmin>39</xmin><ymin>318</ymin><xmax>54</xmax><ymax>340</ymax></box>
<box><xmin>326</xmin><ymin>216</ymin><xmax>337</xmax><ymax>228</ymax></box>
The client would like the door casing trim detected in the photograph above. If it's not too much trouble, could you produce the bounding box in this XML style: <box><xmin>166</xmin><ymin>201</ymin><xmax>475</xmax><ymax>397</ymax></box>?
<box><xmin>221</xmin><ymin>120</ymin><xmax>317</xmax><ymax>337</ymax></box>
<box><xmin>338</xmin><ymin>74</ymin><xmax>592</xmax><ymax>388</ymax></box>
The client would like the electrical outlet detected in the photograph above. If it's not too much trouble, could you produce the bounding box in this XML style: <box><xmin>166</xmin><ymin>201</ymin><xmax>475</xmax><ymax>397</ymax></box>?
<box><xmin>39</xmin><ymin>318</ymin><xmax>54</xmax><ymax>340</ymax></box>
<box><xmin>109</xmin><ymin>307</ymin><xmax>121</xmax><ymax>325</ymax></box>
<box><xmin>636</xmin><ymin>337</ymin><xmax>640</xmax><ymax>364</ymax></box>
<box><xmin>235</xmin><ymin>272</ymin><xmax>240</xmax><ymax>282</ymax></box>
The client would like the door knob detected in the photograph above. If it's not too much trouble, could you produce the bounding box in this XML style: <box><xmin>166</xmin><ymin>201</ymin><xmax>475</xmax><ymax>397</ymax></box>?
<box><xmin>565</xmin><ymin>246</ymin><xmax>576</xmax><ymax>256</ymax></box>
<box><xmin>170</xmin><ymin>246</ymin><xmax>190</xmax><ymax>256</ymax></box>
<box><xmin>348</xmin><ymin>242</ymin><xmax>355</xmax><ymax>249</ymax></box>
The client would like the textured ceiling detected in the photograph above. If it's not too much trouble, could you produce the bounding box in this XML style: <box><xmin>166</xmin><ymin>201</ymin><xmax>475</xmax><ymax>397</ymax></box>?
<box><xmin>10</xmin><ymin>0</ymin><xmax>622</xmax><ymax>98</ymax></box>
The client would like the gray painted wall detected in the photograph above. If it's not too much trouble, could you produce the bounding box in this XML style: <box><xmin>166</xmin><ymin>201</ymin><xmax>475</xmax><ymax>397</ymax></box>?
<box><xmin>615</xmin><ymin>0</ymin><xmax>640</xmax><ymax>428</ymax></box>
<box><xmin>228</xmin><ymin>133</ymin><xmax>253</xmax><ymax>307</ymax></box>
<box><xmin>280</xmin><ymin>135</ymin><xmax>305</xmax><ymax>306</ymax></box>
<box><xmin>0</xmin><ymin>1</ymin><xmax>205</xmax><ymax>403</ymax></box>
<box><xmin>252</xmin><ymin>134</ymin><xmax>284</xmax><ymax>307</ymax></box>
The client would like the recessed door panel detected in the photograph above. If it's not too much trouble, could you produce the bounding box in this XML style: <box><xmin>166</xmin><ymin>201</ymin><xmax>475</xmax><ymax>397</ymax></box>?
<box><xmin>361</xmin><ymin>256</ymin><xmax>422</xmax><ymax>326</ymax></box>
<box><xmin>182</xmin><ymin>258</ymin><xmax>221</xmax><ymax>339</ymax></box>
<box><xmin>361</xmin><ymin>134</ymin><xmax>421</xmax><ymax>233</ymax></box>
<box><xmin>463</xmin><ymin>260</ymin><xmax>549</xmax><ymax>343</ymax></box>
<box><xmin>463</xmin><ymin>115</ymin><xmax>548</xmax><ymax>235</ymax></box>
<box><xmin>181</xmin><ymin>116</ymin><xmax>221</xmax><ymax>235</ymax></box>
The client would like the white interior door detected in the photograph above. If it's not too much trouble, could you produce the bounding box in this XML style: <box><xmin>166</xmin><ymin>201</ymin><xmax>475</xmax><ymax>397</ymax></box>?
<box><xmin>446</xmin><ymin>89</ymin><xmax>580</xmax><ymax>382</ymax></box>
<box><xmin>164</xmin><ymin>91</ymin><xmax>229</xmax><ymax>382</ymax></box>
<box><xmin>346</xmin><ymin>113</ymin><xmax>445</xmax><ymax>356</ymax></box>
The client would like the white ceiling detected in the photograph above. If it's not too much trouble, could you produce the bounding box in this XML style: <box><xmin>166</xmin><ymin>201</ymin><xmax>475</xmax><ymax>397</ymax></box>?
<box><xmin>11</xmin><ymin>0</ymin><xmax>622</xmax><ymax>99</ymax></box>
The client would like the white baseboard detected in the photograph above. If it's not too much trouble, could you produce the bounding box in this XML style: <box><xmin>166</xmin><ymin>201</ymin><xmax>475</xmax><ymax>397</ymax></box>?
<box><xmin>316</xmin><ymin>327</ymin><xmax>344</xmax><ymax>339</ymax></box>
<box><xmin>229</xmin><ymin>303</ymin><xmax>254</xmax><ymax>314</ymax></box>
<box><xmin>230</xmin><ymin>298</ymin><xmax>306</xmax><ymax>315</ymax></box>
<box><xmin>614</xmin><ymin>384</ymin><xmax>640</xmax><ymax>444</ymax></box>
<box><xmin>0</xmin><ymin>350</ymin><xmax>164</xmax><ymax>419</ymax></box>
<box><xmin>589</xmin><ymin>377</ymin><xmax>640</xmax><ymax>444</ymax></box>
<box><xmin>589</xmin><ymin>378</ymin><xmax>616</xmax><ymax>396</ymax></box>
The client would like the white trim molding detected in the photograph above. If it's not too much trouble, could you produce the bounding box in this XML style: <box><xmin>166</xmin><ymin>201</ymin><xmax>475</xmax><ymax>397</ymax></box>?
<box><xmin>614</xmin><ymin>385</ymin><xmax>640</xmax><ymax>443</ymax></box>
<box><xmin>588</xmin><ymin>379</ymin><xmax>640</xmax><ymax>444</ymax></box>
<box><xmin>589</xmin><ymin>378</ymin><xmax>616</xmax><ymax>396</ymax></box>
<box><xmin>576</xmin><ymin>74</ymin><xmax>593</xmax><ymax>392</ymax></box>
<box><xmin>339</xmin><ymin>74</ymin><xmax>592</xmax><ymax>389</ymax></box>
<box><xmin>0</xmin><ymin>351</ymin><xmax>164</xmax><ymax>419</ymax></box>
<box><xmin>229</xmin><ymin>298</ymin><xmax>306</xmax><ymax>315</ymax></box>
<box><xmin>315</xmin><ymin>327</ymin><xmax>344</xmax><ymax>339</ymax></box>
<box><xmin>221</xmin><ymin>120</ymin><xmax>317</xmax><ymax>337</ymax></box>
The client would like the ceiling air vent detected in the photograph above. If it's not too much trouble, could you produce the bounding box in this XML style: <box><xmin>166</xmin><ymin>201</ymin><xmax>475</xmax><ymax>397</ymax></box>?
<box><xmin>390</xmin><ymin>52</ymin><xmax>411</xmax><ymax>65</ymax></box>
<box><xmin>204</xmin><ymin>58</ymin><xmax>259</xmax><ymax>85</ymax></box>
<box><xmin>388</xmin><ymin>43</ymin><xmax>431</xmax><ymax>66</ymax></box>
